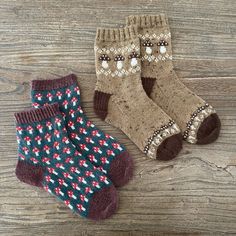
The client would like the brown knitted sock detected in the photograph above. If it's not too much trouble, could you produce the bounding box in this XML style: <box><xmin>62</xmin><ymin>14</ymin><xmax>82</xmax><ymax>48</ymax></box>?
<box><xmin>94</xmin><ymin>25</ymin><xmax>182</xmax><ymax>160</ymax></box>
<box><xmin>126</xmin><ymin>14</ymin><xmax>221</xmax><ymax>144</ymax></box>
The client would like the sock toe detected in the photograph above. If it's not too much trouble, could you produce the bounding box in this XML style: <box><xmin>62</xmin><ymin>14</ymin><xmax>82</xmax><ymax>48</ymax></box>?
<box><xmin>88</xmin><ymin>185</ymin><xmax>118</xmax><ymax>220</ymax></box>
<box><xmin>156</xmin><ymin>133</ymin><xmax>183</xmax><ymax>161</ymax></box>
<box><xmin>108</xmin><ymin>151</ymin><xmax>134</xmax><ymax>187</ymax></box>
<box><xmin>196</xmin><ymin>113</ymin><xmax>221</xmax><ymax>144</ymax></box>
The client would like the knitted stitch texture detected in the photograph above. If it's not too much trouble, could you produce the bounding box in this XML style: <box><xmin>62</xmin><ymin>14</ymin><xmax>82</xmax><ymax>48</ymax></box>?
<box><xmin>31</xmin><ymin>75</ymin><xmax>133</xmax><ymax>187</ymax></box>
<box><xmin>15</xmin><ymin>104</ymin><xmax>118</xmax><ymax>220</ymax></box>
<box><xmin>94</xmin><ymin>25</ymin><xmax>182</xmax><ymax>160</ymax></box>
<box><xmin>126</xmin><ymin>14</ymin><xmax>221</xmax><ymax>144</ymax></box>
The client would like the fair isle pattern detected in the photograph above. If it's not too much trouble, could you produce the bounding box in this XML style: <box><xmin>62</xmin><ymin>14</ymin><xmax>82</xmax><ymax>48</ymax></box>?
<box><xmin>139</xmin><ymin>32</ymin><xmax>172</xmax><ymax>63</ymax></box>
<box><xmin>32</xmin><ymin>83</ymin><xmax>125</xmax><ymax>174</ymax></box>
<box><xmin>183</xmin><ymin>103</ymin><xmax>216</xmax><ymax>144</ymax></box>
<box><xmin>138</xmin><ymin>32</ymin><xmax>171</xmax><ymax>40</ymax></box>
<box><xmin>16</xmin><ymin>113</ymin><xmax>111</xmax><ymax>217</ymax></box>
<box><xmin>141</xmin><ymin>54</ymin><xmax>172</xmax><ymax>62</ymax></box>
<box><xmin>96</xmin><ymin>43</ymin><xmax>141</xmax><ymax>77</ymax></box>
<box><xmin>97</xmin><ymin>66</ymin><xmax>141</xmax><ymax>77</ymax></box>
<box><xmin>144</xmin><ymin>120</ymin><xmax>180</xmax><ymax>159</ymax></box>
<box><xmin>94</xmin><ymin>43</ymin><xmax>139</xmax><ymax>55</ymax></box>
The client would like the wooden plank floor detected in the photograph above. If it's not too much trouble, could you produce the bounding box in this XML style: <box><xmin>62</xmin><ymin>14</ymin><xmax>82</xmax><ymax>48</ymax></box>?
<box><xmin>0</xmin><ymin>0</ymin><xmax>235</xmax><ymax>235</ymax></box>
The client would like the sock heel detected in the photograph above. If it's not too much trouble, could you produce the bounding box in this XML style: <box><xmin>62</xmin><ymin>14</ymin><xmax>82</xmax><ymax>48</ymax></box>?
<box><xmin>93</xmin><ymin>90</ymin><xmax>112</xmax><ymax>120</ymax></box>
<box><xmin>15</xmin><ymin>159</ymin><xmax>45</xmax><ymax>187</ymax></box>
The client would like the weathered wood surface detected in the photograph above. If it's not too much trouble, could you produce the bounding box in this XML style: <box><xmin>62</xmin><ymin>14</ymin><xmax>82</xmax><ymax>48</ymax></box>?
<box><xmin>0</xmin><ymin>0</ymin><xmax>235</xmax><ymax>235</ymax></box>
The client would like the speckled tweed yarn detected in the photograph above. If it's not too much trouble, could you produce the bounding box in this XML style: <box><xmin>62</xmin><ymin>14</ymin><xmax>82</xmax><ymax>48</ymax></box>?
<box><xmin>94</xmin><ymin>25</ymin><xmax>182</xmax><ymax>160</ymax></box>
<box><xmin>126</xmin><ymin>14</ymin><xmax>221</xmax><ymax>144</ymax></box>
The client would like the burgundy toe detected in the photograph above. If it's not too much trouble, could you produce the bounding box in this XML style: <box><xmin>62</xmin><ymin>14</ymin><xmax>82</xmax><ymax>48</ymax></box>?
<box><xmin>156</xmin><ymin>133</ymin><xmax>183</xmax><ymax>161</ymax></box>
<box><xmin>197</xmin><ymin>113</ymin><xmax>221</xmax><ymax>144</ymax></box>
<box><xmin>88</xmin><ymin>185</ymin><xmax>118</xmax><ymax>221</ymax></box>
<box><xmin>108</xmin><ymin>151</ymin><xmax>134</xmax><ymax>187</ymax></box>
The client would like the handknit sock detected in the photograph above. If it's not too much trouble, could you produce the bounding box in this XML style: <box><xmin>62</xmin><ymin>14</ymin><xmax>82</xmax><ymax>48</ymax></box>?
<box><xmin>94</xmin><ymin>25</ymin><xmax>182</xmax><ymax>160</ymax></box>
<box><xmin>15</xmin><ymin>103</ymin><xmax>118</xmax><ymax>220</ymax></box>
<box><xmin>31</xmin><ymin>75</ymin><xmax>133</xmax><ymax>187</ymax></box>
<box><xmin>126</xmin><ymin>14</ymin><xmax>221</xmax><ymax>144</ymax></box>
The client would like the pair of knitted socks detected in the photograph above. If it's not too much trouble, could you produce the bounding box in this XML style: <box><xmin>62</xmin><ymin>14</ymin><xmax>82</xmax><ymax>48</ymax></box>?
<box><xmin>15</xmin><ymin>75</ymin><xmax>133</xmax><ymax>220</ymax></box>
<box><xmin>94</xmin><ymin>14</ymin><xmax>221</xmax><ymax>160</ymax></box>
<box><xmin>15</xmin><ymin>14</ymin><xmax>221</xmax><ymax>220</ymax></box>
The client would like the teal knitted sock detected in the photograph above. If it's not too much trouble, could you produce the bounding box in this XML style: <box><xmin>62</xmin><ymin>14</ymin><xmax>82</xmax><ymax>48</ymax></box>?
<box><xmin>15</xmin><ymin>103</ymin><xmax>118</xmax><ymax>220</ymax></box>
<box><xmin>31</xmin><ymin>74</ymin><xmax>133</xmax><ymax>187</ymax></box>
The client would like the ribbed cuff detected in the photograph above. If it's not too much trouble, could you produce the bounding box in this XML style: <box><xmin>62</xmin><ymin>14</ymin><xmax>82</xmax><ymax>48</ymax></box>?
<box><xmin>126</xmin><ymin>14</ymin><xmax>169</xmax><ymax>28</ymax></box>
<box><xmin>32</xmin><ymin>74</ymin><xmax>77</xmax><ymax>91</ymax></box>
<box><xmin>14</xmin><ymin>103</ymin><xmax>60</xmax><ymax>124</ymax></box>
<box><xmin>96</xmin><ymin>25</ymin><xmax>138</xmax><ymax>42</ymax></box>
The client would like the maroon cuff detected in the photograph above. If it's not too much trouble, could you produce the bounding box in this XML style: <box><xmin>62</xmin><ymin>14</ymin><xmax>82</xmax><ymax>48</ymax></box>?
<box><xmin>31</xmin><ymin>74</ymin><xmax>77</xmax><ymax>91</ymax></box>
<box><xmin>14</xmin><ymin>103</ymin><xmax>60</xmax><ymax>124</ymax></box>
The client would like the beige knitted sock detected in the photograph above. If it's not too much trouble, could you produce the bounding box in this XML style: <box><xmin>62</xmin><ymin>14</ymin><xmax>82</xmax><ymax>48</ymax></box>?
<box><xmin>126</xmin><ymin>14</ymin><xmax>221</xmax><ymax>144</ymax></box>
<box><xmin>94</xmin><ymin>25</ymin><xmax>182</xmax><ymax>160</ymax></box>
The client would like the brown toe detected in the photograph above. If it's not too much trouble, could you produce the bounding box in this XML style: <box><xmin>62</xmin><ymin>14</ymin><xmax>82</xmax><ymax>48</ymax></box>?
<box><xmin>197</xmin><ymin>113</ymin><xmax>221</xmax><ymax>144</ymax></box>
<box><xmin>88</xmin><ymin>185</ymin><xmax>118</xmax><ymax>221</ymax></box>
<box><xmin>156</xmin><ymin>133</ymin><xmax>183</xmax><ymax>161</ymax></box>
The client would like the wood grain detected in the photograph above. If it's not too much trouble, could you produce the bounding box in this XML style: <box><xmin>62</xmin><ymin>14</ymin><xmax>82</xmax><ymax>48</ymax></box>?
<box><xmin>0</xmin><ymin>0</ymin><xmax>235</xmax><ymax>235</ymax></box>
